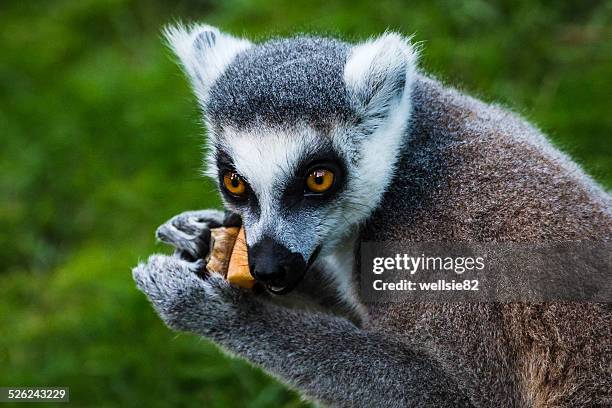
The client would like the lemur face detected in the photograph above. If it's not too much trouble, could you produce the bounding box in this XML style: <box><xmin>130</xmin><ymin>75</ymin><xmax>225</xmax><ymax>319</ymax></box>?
<box><xmin>212</xmin><ymin>125</ymin><xmax>346</xmax><ymax>291</ymax></box>
<box><xmin>165</xmin><ymin>25</ymin><xmax>417</xmax><ymax>292</ymax></box>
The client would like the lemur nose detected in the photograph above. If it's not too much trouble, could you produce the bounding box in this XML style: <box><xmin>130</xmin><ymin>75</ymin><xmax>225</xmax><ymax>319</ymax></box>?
<box><xmin>251</xmin><ymin>257</ymin><xmax>287</xmax><ymax>283</ymax></box>
<box><xmin>248</xmin><ymin>237</ymin><xmax>307</xmax><ymax>292</ymax></box>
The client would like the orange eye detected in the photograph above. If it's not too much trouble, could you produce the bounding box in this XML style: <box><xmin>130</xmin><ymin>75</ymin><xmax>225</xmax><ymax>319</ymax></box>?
<box><xmin>223</xmin><ymin>172</ymin><xmax>247</xmax><ymax>197</ymax></box>
<box><xmin>306</xmin><ymin>168</ymin><xmax>335</xmax><ymax>193</ymax></box>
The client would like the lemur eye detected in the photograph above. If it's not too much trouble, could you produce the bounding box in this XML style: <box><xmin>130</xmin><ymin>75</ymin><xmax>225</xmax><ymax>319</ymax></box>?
<box><xmin>223</xmin><ymin>171</ymin><xmax>247</xmax><ymax>197</ymax></box>
<box><xmin>306</xmin><ymin>168</ymin><xmax>335</xmax><ymax>194</ymax></box>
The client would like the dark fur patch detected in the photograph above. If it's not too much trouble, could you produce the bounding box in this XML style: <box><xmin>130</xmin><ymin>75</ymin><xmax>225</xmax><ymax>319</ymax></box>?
<box><xmin>206</xmin><ymin>36</ymin><xmax>355</xmax><ymax>130</ymax></box>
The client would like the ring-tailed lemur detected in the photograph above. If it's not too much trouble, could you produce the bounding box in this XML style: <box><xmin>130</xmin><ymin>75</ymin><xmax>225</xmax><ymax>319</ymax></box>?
<box><xmin>133</xmin><ymin>24</ymin><xmax>612</xmax><ymax>407</ymax></box>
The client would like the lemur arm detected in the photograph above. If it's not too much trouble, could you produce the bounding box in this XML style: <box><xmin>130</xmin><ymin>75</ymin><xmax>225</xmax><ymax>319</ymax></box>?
<box><xmin>133</xmin><ymin>253</ymin><xmax>472</xmax><ymax>408</ymax></box>
<box><xmin>206</xmin><ymin>297</ymin><xmax>471</xmax><ymax>408</ymax></box>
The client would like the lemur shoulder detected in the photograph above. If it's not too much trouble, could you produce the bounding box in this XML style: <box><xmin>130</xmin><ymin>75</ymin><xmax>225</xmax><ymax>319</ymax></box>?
<box><xmin>133</xmin><ymin>24</ymin><xmax>612</xmax><ymax>407</ymax></box>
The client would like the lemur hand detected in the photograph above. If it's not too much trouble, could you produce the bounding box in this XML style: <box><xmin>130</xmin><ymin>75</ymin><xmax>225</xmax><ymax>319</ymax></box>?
<box><xmin>135</xmin><ymin>209</ymin><xmax>248</xmax><ymax>333</ymax></box>
<box><xmin>155</xmin><ymin>209</ymin><xmax>241</xmax><ymax>261</ymax></box>
<box><xmin>132</xmin><ymin>253</ymin><xmax>248</xmax><ymax>334</ymax></box>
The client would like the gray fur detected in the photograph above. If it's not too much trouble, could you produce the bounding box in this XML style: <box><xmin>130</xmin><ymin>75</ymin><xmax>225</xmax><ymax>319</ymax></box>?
<box><xmin>207</xmin><ymin>37</ymin><xmax>354</xmax><ymax>129</ymax></box>
<box><xmin>362</xmin><ymin>75</ymin><xmax>612</xmax><ymax>407</ymax></box>
<box><xmin>134</xmin><ymin>29</ymin><xmax>612</xmax><ymax>407</ymax></box>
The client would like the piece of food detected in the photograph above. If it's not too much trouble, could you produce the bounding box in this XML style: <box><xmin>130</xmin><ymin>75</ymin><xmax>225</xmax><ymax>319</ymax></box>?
<box><xmin>206</xmin><ymin>227</ymin><xmax>240</xmax><ymax>277</ymax></box>
<box><xmin>206</xmin><ymin>226</ymin><xmax>255</xmax><ymax>289</ymax></box>
<box><xmin>227</xmin><ymin>227</ymin><xmax>255</xmax><ymax>288</ymax></box>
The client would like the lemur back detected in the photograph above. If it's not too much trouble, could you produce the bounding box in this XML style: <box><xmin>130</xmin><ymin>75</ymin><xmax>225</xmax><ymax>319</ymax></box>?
<box><xmin>363</xmin><ymin>75</ymin><xmax>612</xmax><ymax>407</ymax></box>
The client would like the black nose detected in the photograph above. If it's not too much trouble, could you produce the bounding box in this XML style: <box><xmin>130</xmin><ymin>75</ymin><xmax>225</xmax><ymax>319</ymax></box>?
<box><xmin>248</xmin><ymin>237</ymin><xmax>307</xmax><ymax>292</ymax></box>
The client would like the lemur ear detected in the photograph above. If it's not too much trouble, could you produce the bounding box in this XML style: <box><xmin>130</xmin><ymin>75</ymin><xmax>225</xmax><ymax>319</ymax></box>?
<box><xmin>163</xmin><ymin>23</ymin><xmax>252</xmax><ymax>104</ymax></box>
<box><xmin>344</xmin><ymin>32</ymin><xmax>418</xmax><ymax>123</ymax></box>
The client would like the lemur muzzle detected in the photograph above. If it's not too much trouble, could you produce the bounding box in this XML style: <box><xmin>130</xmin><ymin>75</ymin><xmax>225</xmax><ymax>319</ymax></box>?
<box><xmin>248</xmin><ymin>237</ymin><xmax>313</xmax><ymax>294</ymax></box>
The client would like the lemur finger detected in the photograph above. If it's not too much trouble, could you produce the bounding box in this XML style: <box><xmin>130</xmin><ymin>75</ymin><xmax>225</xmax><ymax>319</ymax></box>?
<box><xmin>156</xmin><ymin>223</ymin><xmax>210</xmax><ymax>259</ymax></box>
<box><xmin>155</xmin><ymin>209</ymin><xmax>225</xmax><ymax>259</ymax></box>
<box><xmin>170</xmin><ymin>209</ymin><xmax>224</xmax><ymax>235</ymax></box>
<box><xmin>173</xmin><ymin>248</ymin><xmax>199</xmax><ymax>263</ymax></box>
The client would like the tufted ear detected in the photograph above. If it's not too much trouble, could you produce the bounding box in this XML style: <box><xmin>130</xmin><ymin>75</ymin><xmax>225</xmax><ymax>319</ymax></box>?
<box><xmin>344</xmin><ymin>32</ymin><xmax>418</xmax><ymax>125</ymax></box>
<box><xmin>163</xmin><ymin>23</ymin><xmax>252</xmax><ymax>104</ymax></box>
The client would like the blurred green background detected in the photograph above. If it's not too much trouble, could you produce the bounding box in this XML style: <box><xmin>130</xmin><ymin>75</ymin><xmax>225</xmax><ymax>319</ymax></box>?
<box><xmin>1</xmin><ymin>0</ymin><xmax>610</xmax><ymax>406</ymax></box>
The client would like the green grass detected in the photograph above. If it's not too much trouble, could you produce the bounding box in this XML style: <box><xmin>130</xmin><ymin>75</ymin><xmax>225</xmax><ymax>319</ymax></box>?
<box><xmin>1</xmin><ymin>0</ymin><xmax>610</xmax><ymax>406</ymax></box>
